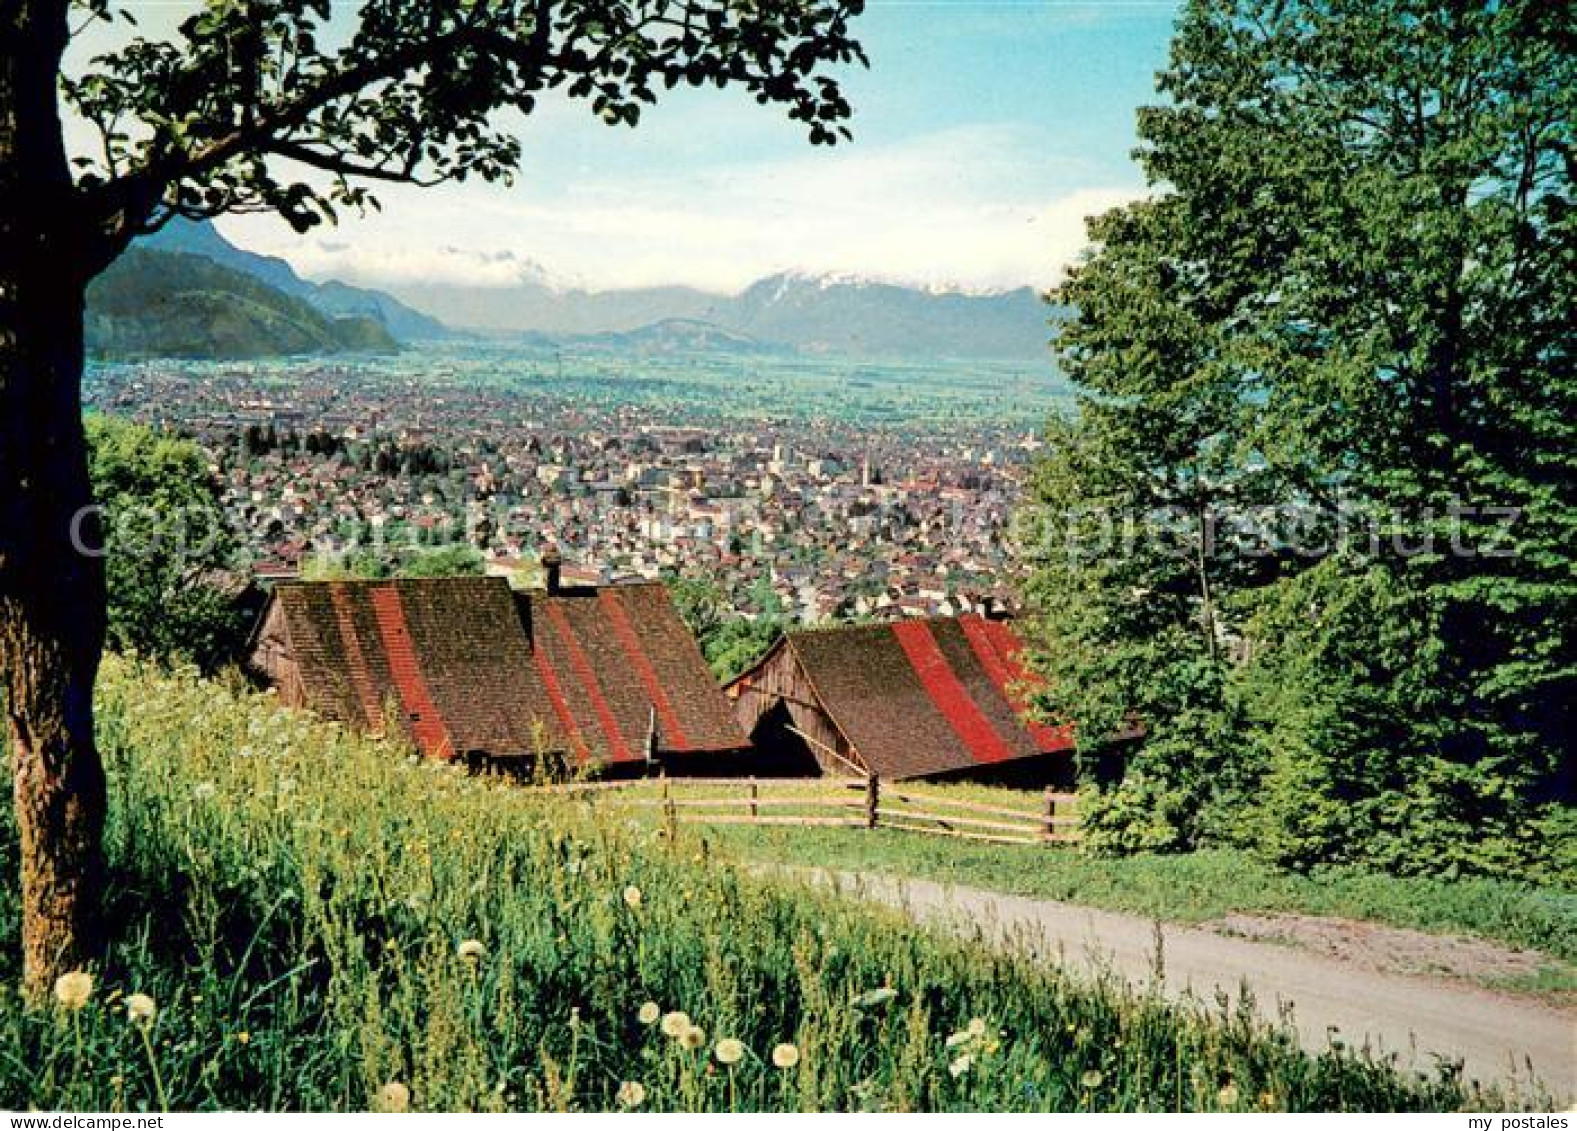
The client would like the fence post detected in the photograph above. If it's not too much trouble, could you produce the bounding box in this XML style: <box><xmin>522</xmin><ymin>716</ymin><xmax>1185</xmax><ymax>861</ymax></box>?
<box><xmin>748</xmin><ymin>777</ymin><xmax>759</xmax><ymax>821</ymax></box>
<box><xmin>1042</xmin><ymin>787</ymin><xmax>1056</xmax><ymax>844</ymax></box>
<box><xmin>865</xmin><ymin>773</ymin><xmax>880</xmax><ymax>830</ymax></box>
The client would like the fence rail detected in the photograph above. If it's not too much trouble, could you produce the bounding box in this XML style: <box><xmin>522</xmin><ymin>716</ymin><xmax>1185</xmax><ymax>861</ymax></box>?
<box><xmin>519</xmin><ymin>774</ymin><xmax>1079</xmax><ymax>846</ymax></box>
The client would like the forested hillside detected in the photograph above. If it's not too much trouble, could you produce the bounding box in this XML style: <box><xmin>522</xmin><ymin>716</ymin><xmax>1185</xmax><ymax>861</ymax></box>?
<box><xmin>86</xmin><ymin>248</ymin><xmax>398</xmax><ymax>360</ymax></box>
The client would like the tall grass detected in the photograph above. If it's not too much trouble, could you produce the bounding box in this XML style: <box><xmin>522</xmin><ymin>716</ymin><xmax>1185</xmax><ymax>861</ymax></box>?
<box><xmin>0</xmin><ymin>658</ymin><xmax>1507</xmax><ymax>1111</ymax></box>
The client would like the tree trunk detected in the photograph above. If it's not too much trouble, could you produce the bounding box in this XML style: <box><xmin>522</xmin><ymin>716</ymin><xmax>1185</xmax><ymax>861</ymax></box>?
<box><xmin>1</xmin><ymin>0</ymin><xmax>109</xmax><ymax>1000</ymax></box>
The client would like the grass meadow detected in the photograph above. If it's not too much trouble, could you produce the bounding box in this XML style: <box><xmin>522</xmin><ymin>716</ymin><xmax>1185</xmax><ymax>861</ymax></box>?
<box><xmin>0</xmin><ymin>658</ymin><xmax>1516</xmax><ymax>1111</ymax></box>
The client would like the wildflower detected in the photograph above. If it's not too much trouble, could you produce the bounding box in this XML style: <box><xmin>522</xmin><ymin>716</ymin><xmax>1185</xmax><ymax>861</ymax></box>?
<box><xmin>851</xmin><ymin>986</ymin><xmax>898</xmax><ymax>1009</ymax></box>
<box><xmin>660</xmin><ymin>1010</ymin><xmax>692</xmax><ymax>1038</ymax></box>
<box><xmin>949</xmin><ymin>1054</ymin><xmax>973</xmax><ymax>1079</ymax></box>
<box><xmin>1080</xmin><ymin>1069</ymin><xmax>1104</xmax><ymax>1090</ymax></box>
<box><xmin>967</xmin><ymin>1017</ymin><xmax>987</xmax><ymax>1037</ymax></box>
<box><xmin>681</xmin><ymin>1024</ymin><xmax>707</xmax><ymax>1050</ymax></box>
<box><xmin>945</xmin><ymin>1030</ymin><xmax>973</xmax><ymax>1050</ymax></box>
<box><xmin>457</xmin><ymin>938</ymin><xmax>486</xmax><ymax>962</ymax></box>
<box><xmin>638</xmin><ymin>1001</ymin><xmax>661</xmax><ymax>1025</ymax></box>
<box><xmin>1218</xmin><ymin>1083</ymin><xmax>1241</xmax><ymax>1107</ymax></box>
<box><xmin>714</xmin><ymin>1038</ymin><xmax>746</xmax><ymax>1065</ymax></box>
<box><xmin>616</xmin><ymin>1080</ymin><xmax>646</xmax><ymax>1109</ymax></box>
<box><xmin>193</xmin><ymin>782</ymin><xmax>217</xmax><ymax>801</ymax></box>
<box><xmin>237</xmin><ymin>1031</ymin><xmax>251</xmax><ymax>1046</ymax></box>
<box><xmin>622</xmin><ymin>884</ymin><xmax>643</xmax><ymax>909</ymax></box>
<box><xmin>53</xmin><ymin>971</ymin><xmax>93</xmax><ymax>1011</ymax></box>
<box><xmin>377</xmin><ymin>1081</ymin><xmax>411</xmax><ymax>1113</ymax></box>
<box><xmin>125</xmin><ymin>993</ymin><xmax>157</xmax><ymax>1026</ymax></box>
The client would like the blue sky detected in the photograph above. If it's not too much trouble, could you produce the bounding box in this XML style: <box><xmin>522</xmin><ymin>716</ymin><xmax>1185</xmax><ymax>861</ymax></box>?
<box><xmin>78</xmin><ymin>1</ymin><xmax>1180</xmax><ymax>292</ymax></box>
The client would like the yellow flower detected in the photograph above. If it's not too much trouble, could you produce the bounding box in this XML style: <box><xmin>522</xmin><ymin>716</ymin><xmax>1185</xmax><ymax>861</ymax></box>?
<box><xmin>377</xmin><ymin>1081</ymin><xmax>411</xmax><ymax>1113</ymax></box>
<box><xmin>771</xmin><ymin>1043</ymin><xmax>800</xmax><ymax>1069</ymax></box>
<box><xmin>638</xmin><ymin>1001</ymin><xmax>661</xmax><ymax>1026</ymax></box>
<box><xmin>1218</xmin><ymin>1083</ymin><xmax>1241</xmax><ymax>1107</ymax></box>
<box><xmin>125</xmin><ymin>993</ymin><xmax>157</xmax><ymax>1026</ymax></box>
<box><xmin>714</xmin><ymin>1037</ymin><xmax>746</xmax><ymax>1065</ymax></box>
<box><xmin>53</xmin><ymin>971</ymin><xmax>93</xmax><ymax>1011</ymax></box>
<box><xmin>616</xmin><ymin>1080</ymin><xmax>646</xmax><ymax>1109</ymax></box>
<box><xmin>622</xmin><ymin>885</ymin><xmax>643</xmax><ymax>909</ymax></box>
<box><xmin>681</xmin><ymin>1024</ymin><xmax>707</xmax><ymax>1050</ymax></box>
<box><xmin>660</xmin><ymin>1010</ymin><xmax>691</xmax><ymax>1038</ymax></box>
<box><xmin>1080</xmin><ymin>1069</ymin><xmax>1104</xmax><ymax>1090</ymax></box>
<box><xmin>238</xmin><ymin>1031</ymin><xmax>251</xmax><ymax>1046</ymax></box>
<box><xmin>457</xmin><ymin>938</ymin><xmax>486</xmax><ymax>962</ymax></box>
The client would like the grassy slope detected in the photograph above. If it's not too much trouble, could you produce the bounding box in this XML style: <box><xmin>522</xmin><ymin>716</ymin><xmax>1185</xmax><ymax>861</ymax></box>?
<box><xmin>0</xmin><ymin>662</ymin><xmax>1514</xmax><ymax>1112</ymax></box>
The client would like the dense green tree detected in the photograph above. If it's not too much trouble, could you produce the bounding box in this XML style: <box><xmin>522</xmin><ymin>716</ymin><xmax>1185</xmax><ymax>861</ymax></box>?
<box><xmin>2</xmin><ymin>0</ymin><xmax>865</xmax><ymax>994</ymax></box>
<box><xmin>1027</xmin><ymin>0</ymin><xmax>1574</xmax><ymax>879</ymax></box>
<box><xmin>86</xmin><ymin>416</ymin><xmax>249</xmax><ymax>672</ymax></box>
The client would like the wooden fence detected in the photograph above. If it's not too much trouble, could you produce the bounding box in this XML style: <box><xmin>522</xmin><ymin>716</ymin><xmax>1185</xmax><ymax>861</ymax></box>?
<box><xmin>522</xmin><ymin>776</ymin><xmax>1079</xmax><ymax>846</ymax></box>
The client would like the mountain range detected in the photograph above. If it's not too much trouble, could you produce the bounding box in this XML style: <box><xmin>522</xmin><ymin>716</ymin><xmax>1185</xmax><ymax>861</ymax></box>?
<box><xmin>126</xmin><ymin>220</ymin><xmax>1058</xmax><ymax>360</ymax></box>
<box><xmin>391</xmin><ymin>271</ymin><xmax>1055</xmax><ymax>360</ymax></box>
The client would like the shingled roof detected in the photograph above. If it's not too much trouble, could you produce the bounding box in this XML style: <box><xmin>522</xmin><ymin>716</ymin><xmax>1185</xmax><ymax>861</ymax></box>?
<box><xmin>518</xmin><ymin>583</ymin><xmax>748</xmax><ymax>766</ymax></box>
<box><xmin>732</xmin><ymin>615</ymin><xmax>1072</xmax><ymax>781</ymax></box>
<box><xmin>250</xmin><ymin>576</ymin><xmax>747</xmax><ymax>768</ymax></box>
<box><xmin>259</xmin><ymin>577</ymin><xmax>563</xmax><ymax>759</ymax></box>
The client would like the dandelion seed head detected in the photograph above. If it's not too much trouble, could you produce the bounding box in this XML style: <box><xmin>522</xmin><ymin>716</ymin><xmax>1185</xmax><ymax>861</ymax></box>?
<box><xmin>638</xmin><ymin>1001</ymin><xmax>661</xmax><ymax>1025</ymax></box>
<box><xmin>622</xmin><ymin>884</ymin><xmax>642</xmax><ymax>909</ymax></box>
<box><xmin>1218</xmin><ymin>1083</ymin><xmax>1240</xmax><ymax>1107</ymax></box>
<box><xmin>53</xmin><ymin>971</ymin><xmax>93</xmax><ymax>1011</ymax></box>
<box><xmin>377</xmin><ymin>1081</ymin><xmax>411</xmax><ymax>1112</ymax></box>
<box><xmin>967</xmin><ymin>1017</ymin><xmax>987</xmax><ymax>1037</ymax></box>
<box><xmin>681</xmin><ymin>1024</ymin><xmax>707</xmax><ymax>1050</ymax></box>
<box><xmin>1081</xmin><ymin>1069</ymin><xmax>1104</xmax><ymax>1090</ymax></box>
<box><xmin>125</xmin><ymin>993</ymin><xmax>157</xmax><ymax>1026</ymax></box>
<box><xmin>660</xmin><ymin>1010</ymin><xmax>691</xmax><ymax>1038</ymax></box>
<box><xmin>457</xmin><ymin>938</ymin><xmax>486</xmax><ymax>962</ymax></box>
<box><xmin>949</xmin><ymin>1054</ymin><xmax>973</xmax><ymax>1079</ymax></box>
<box><xmin>616</xmin><ymin>1080</ymin><xmax>646</xmax><ymax>1109</ymax></box>
<box><xmin>714</xmin><ymin>1037</ymin><xmax>745</xmax><ymax>1065</ymax></box>
<box><xmin>771</xmin><ymin>1043</ymin><xmax>800</xmax><ymax>1069</ymax></box>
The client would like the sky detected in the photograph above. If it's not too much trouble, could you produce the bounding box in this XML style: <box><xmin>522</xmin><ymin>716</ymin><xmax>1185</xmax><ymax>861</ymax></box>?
<box><xmin>72</xmin><ymin>1</ymin><xmax>1180</xmax><ymax>294</ymax></box>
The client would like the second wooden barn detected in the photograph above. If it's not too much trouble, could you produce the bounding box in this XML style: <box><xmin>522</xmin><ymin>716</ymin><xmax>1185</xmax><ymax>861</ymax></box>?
<box><xmin>725</xmin><ymin>615</ymin><xmax>1075</xmax><ymax>785</ymax></box>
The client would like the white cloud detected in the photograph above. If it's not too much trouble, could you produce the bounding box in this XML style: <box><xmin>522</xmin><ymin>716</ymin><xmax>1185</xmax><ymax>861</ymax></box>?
<box><xmin>222</xmin><ymin>124</ymin><xmax>1141</xmax><ymax>293</ymax></box>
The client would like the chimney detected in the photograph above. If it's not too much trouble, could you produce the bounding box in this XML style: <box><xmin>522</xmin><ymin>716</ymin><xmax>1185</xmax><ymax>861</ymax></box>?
<box><xmin>541</xmin><ymin>545</ymin><xmax>562</xmax><ymax>595</ymax></box>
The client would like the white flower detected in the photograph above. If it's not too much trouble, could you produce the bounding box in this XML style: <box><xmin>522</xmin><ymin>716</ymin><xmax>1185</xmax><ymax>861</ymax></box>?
<box><xmin>1218</xmin><ymin>1083</ymin><xmax>1241</xmax><ymax>1107</ymax></box>
<box><xmin>377</xmin><ymin>1081</ymin><xmax>411</xmax><ymax>1112</ymax></box>
<box><xmin>192</xmin><ymin>782</ymin><xmax>217</xmax><ymax>801</ymax></box>
<box><xmin>945</xmin><ymin>1030</ymin><xmax>973</xmax><ymax>1050</ymax></box>
<box><xmin>1081</xmin><ymin>1069</ymin><xmax>1104</xmax><ymax>1090</ymax></box>
<box><xmin>457</xmin><ymin>938</ymin><xmax>486</xmax><ymax>962</ymax></box>
<box><xmin>771</xmin><ymin>1043</ymin><xmax>800</xmax><ymax>1069</ymax></box>
<box><xmin>125</xmin><ymin>993</ymin><xmax>157</xmax><ymax>1026</ymax></box>
<box><xmin>948</xmin><ymin>1054</ymin><xmax>973</xmax><ymax>1079</ymax></box>
<box><xmin>714</xmin><ymin>1037</ymin><xmax>746</xmax><ymax>1065</ymax></box>
<box><xmin>622</xmin><ymin>885</ymin><xmax>643</xmax><ymax>909</ymax></box>
<box><xmin>660</xmin><ymin>1010</ymin><xmax>691</xmax><ymax>1038</ymax></box>
<box><xmin>53</xmin><ymin>971</ymin><xmax>93</xmax><ymax>1011</ymax></box>
<box><xmin>616</xmin><ymin>1080</ymin><xmax>646</xmax><ymax>1109</ymax></box>
<box><xmin>638</xmin><ymin>1001</ymin><xmax>661</xmax><ymax>1025</ymax></box>
<box><xmin>967</xmin><ymin>1016</ymin><xmax>987</xmax><ymax>1037</ymax></box>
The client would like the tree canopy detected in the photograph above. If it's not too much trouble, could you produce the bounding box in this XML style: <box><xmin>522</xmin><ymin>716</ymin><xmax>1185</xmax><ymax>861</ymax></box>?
<box><xmin>1026</xmin><ymin>0</ymin><xmax>1574</xmax><ymax>881</ymax></box>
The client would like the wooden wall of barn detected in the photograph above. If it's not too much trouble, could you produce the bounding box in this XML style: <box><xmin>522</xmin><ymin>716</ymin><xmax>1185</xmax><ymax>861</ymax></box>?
<box><xmin>728</xmin><ymin>644</ymin><xmax>863</xmax><ymax>777</ymax></box>
<box><xmin>247</xmin><ymin>602</ymin><xmax>307</xmax><ymax>708</ymax></box>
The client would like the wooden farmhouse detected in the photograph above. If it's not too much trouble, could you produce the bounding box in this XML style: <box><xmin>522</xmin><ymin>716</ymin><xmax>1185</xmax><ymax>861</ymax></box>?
<box><xmin>725</xmin><ymin>615</ymin><xmax>1075</xmax><ymax>785</ymax></box>
<box><xmin>247</xmin><ymin>573</ymin><xmax>748</xmax><ymax>774</ymax></box>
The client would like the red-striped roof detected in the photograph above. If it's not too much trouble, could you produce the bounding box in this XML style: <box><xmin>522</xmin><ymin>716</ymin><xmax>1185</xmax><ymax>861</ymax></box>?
<box><xmin>738</xmin><ymin>615</ymin><xmax>1070</xmax><ymax>781</ymax></box>
<box><xmin>260</xmin><ymin>577</ymin><xmax>747</xmax><ymax>766</ymax></box>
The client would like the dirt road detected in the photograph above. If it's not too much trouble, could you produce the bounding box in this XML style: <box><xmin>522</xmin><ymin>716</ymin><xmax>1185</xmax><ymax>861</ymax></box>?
<box><xmin>802</xmin><ymin>870</ymin><xmax>1576</xmax><ymax>1104</ymax></box>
